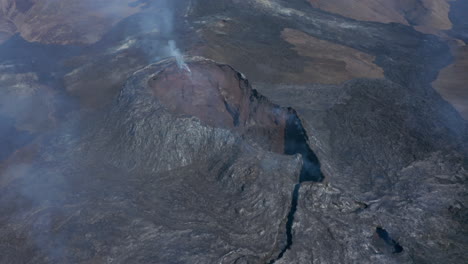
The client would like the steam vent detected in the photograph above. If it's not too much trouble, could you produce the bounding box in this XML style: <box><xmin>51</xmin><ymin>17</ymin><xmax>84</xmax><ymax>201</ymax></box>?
<box><xmin>147</xmin><ymin>57</ymin><xmax>288</xmax><ymax>152</ymax></box>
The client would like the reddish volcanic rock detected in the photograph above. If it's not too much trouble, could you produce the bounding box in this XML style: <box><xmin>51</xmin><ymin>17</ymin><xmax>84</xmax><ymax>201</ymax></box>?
<box><xmin>147</xmin><ymin>57</ymin><xmax>289</xmax><ymax>153</ymax></box>
<box><xmin>0</xmin><ymin>0</ymin><xmax>143</xmax><ymax>44</ymax></box>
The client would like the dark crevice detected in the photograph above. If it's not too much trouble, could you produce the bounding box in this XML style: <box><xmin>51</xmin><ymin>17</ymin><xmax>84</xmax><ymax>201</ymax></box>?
<box><xmin>284</xmin><ymin>109</ymin><xmax>324</xmax><ymax>183</ymax></box>
<box><xmin>268</xmin><ymin>183</ymin><xmax>300</xmax><ymax>264</ymax></box>
<box><xmin>223</xmin><ymin>100</ymin><xmax>240</xmax><ymax>126</ymax></box>
<box><xmin>376</xmin><ymin>227</ymin><xmax>404</xmax><ymax>254</ymax></box>
<box><xmin>268</xmin><ymin>110</ymin><xmax>324</xmax><ymax>263</ymax></box>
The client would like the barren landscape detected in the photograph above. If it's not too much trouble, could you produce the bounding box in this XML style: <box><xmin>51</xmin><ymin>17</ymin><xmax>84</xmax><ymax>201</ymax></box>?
<box><xmin>0</xmin><ymin>0</ymin><xmax>467</xmax><ymax>263</ymax></box>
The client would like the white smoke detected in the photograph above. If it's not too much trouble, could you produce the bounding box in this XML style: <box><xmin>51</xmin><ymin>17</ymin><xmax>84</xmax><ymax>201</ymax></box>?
<box><xmin>168</xmin><ymin>40</ymin><xmax>191</xmax><ymax>73</ymax></box>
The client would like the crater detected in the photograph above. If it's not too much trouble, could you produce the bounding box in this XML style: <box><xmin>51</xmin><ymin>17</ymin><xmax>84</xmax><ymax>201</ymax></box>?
<box><xmin>147</xmin><ymin>58</ymin><xmax>289</xmax><ymax>153</ymax></box>
<box><xmin>147</xmin><ymin>58</ymin><xmax>326</xmax><ymax>173</ymax></box>
<box><xmin>148</xmin><ymin>60</ymin><xmax>253</xmax><ymax>129</ymax></box>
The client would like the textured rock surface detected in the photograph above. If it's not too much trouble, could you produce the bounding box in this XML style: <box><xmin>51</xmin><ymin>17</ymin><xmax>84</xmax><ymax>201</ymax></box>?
<box><xmin>307</xmin><ymin>0</ymin><xmax>454</xmax><ymax>34</ymax></box>
<box><xmin>190</xmin><ymin>0</ymin><xmax>467</xmax><ymax>118</ymax></box>
<box><xmin>277</xmin><ymin>150</ymin><xmax>467</xmax><ymax>264</ymax></box>
<box><xmin>280</xmin><ymin>28</ymin><xmax>384</xmax><ymax>84</ymax></box>
<box><xmin>433</xmin><ymin>42</ymin><xmax>468</xmax><ymax>119</ymax></box>
<box><xmin>0</xmin><ymin>0</ymin><xmax>143</xmax><ymax>44</ymax></box>
<box><xmin>0</xmin><ymin>0</ymin><xmax>467</xmax><ymax>263</ymax></box>
<box><xmin>259</xmin><ymin>79</ymin><xmax>468</xmax><ymax>263</ymax></box>
<box><xmin>0</xmin><ymin>58</ymin><xmax>318</xmax><ymax>263</ymax></box>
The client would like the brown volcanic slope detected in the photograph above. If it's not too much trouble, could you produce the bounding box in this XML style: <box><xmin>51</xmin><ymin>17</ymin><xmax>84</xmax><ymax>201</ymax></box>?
<box><xmin>191</xmin><ymin>12</ymin><xmax>385</xmax><ymax>85</ymax></box>
<box><xmin>433</xmin><ymin>42</ymin><xmax>468</xmax><ymax>119</ymax></box>
<box><xmin>1</xmin><ymin>0</ymin><xmax>462</xmax><ymax>118</ymax></box>
<box><xmin>281</xmin><ymin>28</ymin><xmax>384</xmax><ymax>84</ymax></box>
<box><xmin>0</xmin><ymin>0</ymin><xmax>142</xmax><ymax>44</ymax></box>
<box><xmin>149</xmin><ymin>61</ymin><xmax>254</xmax><ymax>129</ymax></box>
<box><xmin>148</xmin><ymin>58</ymin><xmax>292</xmax><ymax>154</ymax></box>
<box><xmin>308</xmin><ymin>0</ymin><xmax>453</xmax><ymax>34</ymax></box>
<box><xmin>307</xmin><ymin>0</ymin><xmax>467</xmax><ymax>119</ymax></box>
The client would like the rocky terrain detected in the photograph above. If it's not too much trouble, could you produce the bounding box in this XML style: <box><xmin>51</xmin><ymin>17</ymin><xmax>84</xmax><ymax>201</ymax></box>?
<box><xmin>0</xmin><ymin>0</ymin><xmax>467</xmax><ymax>263</ymax></box>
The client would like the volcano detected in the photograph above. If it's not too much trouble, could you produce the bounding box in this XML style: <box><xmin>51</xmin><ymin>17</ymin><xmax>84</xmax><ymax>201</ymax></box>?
<box><xmin>0</xmin><ymin>1</ymin><xmax>467</xmax><ymax>264</ymax></box>
<box><xmin>0</xmin><ymin>57</ymin><xmax>324</xmax><ymax>263</ymax></box>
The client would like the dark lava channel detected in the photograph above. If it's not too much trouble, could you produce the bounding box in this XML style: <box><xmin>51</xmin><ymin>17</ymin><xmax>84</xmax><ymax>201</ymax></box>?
<box><xmin>376</xmin><ymin>227</ymin><xmax>404</xmax><ymax>254</ymax></box>
<box><xmin>270</xmin><ymin>110</ymin><xmax>324</xmax><ymax>263</ymax></box>
<box><xmin>284</xmin><ymin>110</ymin><xmax>323</xmax><ymax>183</ymax></box>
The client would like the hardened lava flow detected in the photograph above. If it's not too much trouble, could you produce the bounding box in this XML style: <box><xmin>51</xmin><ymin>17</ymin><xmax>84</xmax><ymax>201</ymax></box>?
<box><xmin>146</xmin><ymin>57</ymin><xmax>325</xmax><ymax>262</ymax></box>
